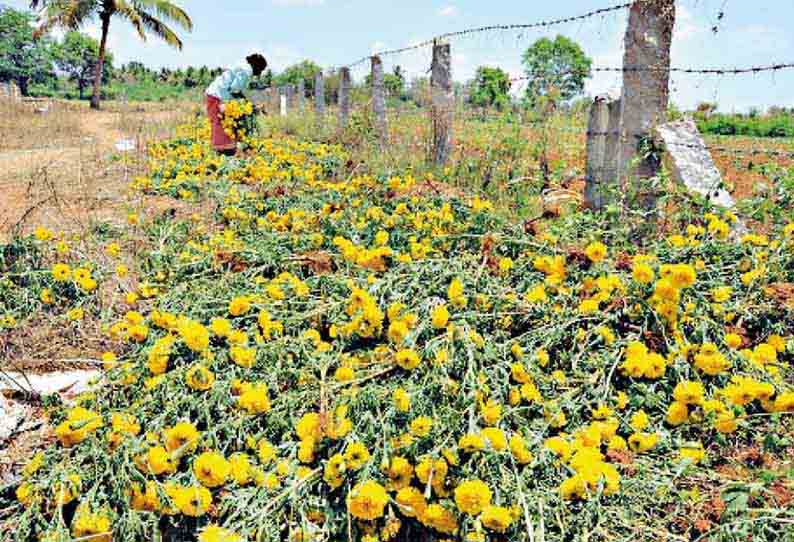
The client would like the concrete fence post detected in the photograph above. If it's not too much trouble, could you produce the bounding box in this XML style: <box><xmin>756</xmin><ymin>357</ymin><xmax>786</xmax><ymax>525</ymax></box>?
<box><xmin>371</xmin><ymin>56</ymin><xmax>387</xmax><ymax>144</ymax></box>
<box><xmin>270</xmin><ymin>86</ymin><xmax>279</xmax><ymax>114</ymax></box>
<box><xmin>584</xmin><ymin>93</ymin><xmax>622</xmax><ymax>210</ymax></box>
<box><xmin>315</xmin><ymin>72</ymin><xmax>325</xmax><ymax>130</ymax></box>
<box><xmin>431</xmin><ymin>40</ymin><xmax>453</xmax><ymax>165</ymax></box>
<box><xmin>584</xmin><ymin>96</ymin><xmax>610</xmax><ymax>210</ymax></box>
<box><xmin>618</xmin><ymin>0</ymin><xmax>676</xmax><ymax>206</ymax></box>
<box><xmin>298</xmin><ymin>79</ymin><xmax>305</xmax><ymax>112</ymax></box>
<box><xmin>339</xmin><ymin>67</ymin><xmax>351</xmax><ymax>129</ymax></box>
<box><xmin>285</xmin><ymin>84</ymin><xmax>295</xmax><ymax>112</ymax></box>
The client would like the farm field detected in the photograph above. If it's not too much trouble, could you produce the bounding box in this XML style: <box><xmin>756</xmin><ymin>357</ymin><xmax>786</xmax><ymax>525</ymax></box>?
<box><xmin>1</xmin><ymin>100</ymin><xmax>793</xmax><ymax>542</ymax></box>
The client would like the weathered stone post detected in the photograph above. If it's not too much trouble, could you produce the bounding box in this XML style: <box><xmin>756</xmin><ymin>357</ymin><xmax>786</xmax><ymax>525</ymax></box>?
<box><xmin>339</xmin><ymin>67</ymin><xmax>351</xmax><ymax>129</ymax></box>
<box><xmin>315</xmin><ymin>72</ymin><xmax>325</xmax><ymax>130</ymax></box>
<box><xmin>298</xmin><ymin>79</ymin><xmax>305</xmax><ymax>113</ymax></box>
<box><xmin>618</xmin><ymin>0</ymin><xmax>676</xmax><ymax>205</ymax></box>
<box><xmin>584</xmin><ymin>93</ymin><xmax>621</xmax><ymax>210</ymax></box>
<box><xmin>603</xmin><ymin>97</ymin><xmax>623</xmax><ymax>193</ymax></box>
<box><xmin>285</xmin><ymin>84</ymin><xmax>295</xmax><ymax>112</ymax></box>
<box><xmin>584</xmin><ymin>96</ymin><xmax>610</xmax><ymax>209</ymax></box>
<box><xmin>371</xmin><ymin>56</ymin><xmax>387</xmax><ymax>144</ymax></box>
<box><xmin>270</xmin><ymin>86</ymin><xmax>279</xmax><ymax>114</ymax></box>
<box><xmin>431</xmin><ymin>40</ymin><xmax>453</xmax><ymax>165</ymax></box>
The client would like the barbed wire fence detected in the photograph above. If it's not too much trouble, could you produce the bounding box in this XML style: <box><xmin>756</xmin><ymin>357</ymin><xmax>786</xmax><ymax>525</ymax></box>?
<box><xmin>250</xmin><ymin>0</ymin><xmax>794</xmax><ymax>208</ymax></box>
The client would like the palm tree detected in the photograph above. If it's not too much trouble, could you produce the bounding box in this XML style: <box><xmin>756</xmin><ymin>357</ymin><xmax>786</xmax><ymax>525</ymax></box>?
<box><xmin>31</xmin><ymin>0</ymin><xmax>192</xmax><ymax>109</ymax></box>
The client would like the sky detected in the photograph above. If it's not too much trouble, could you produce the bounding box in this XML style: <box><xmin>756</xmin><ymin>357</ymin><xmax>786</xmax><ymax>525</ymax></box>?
<box><xmin>6</xmin><ymin>0</ymin><xmax>794</xmax><ymax>112</ymax></box>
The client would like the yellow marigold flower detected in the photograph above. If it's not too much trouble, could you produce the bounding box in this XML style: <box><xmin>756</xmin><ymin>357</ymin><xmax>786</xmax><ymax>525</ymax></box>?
<box><xmin>585</xmin><ymin>241</ymin><xmax>607</xmax><ymax>263</ymax></box>
<box><xmin>714</xmin><ymin>411</ymin><xmax>738</xmax><ymax>434</ymax></box>
<box><xmin>347</xmin><ymin>480</ymin><xmax>389</xmax><ymax>520</ymax></box>
<box><xmin>454</xmin><ymin>479</ymin><xmax>492</xmax><ymax>515</ymax></box>
<box><xmin>410</xmin><ymin>416</ymin><xmax>433</xmax><ymax>438</ymax></box>
<box><xmin>210</xmin><ymin>318</ymin><xmax>232</xmax><ymax>337</ymax></box>
<box><xmin>678</xmin><ymin>442</ymin><xmax>706</xmax><ymax>464</ymax></box>
<box><xmin>511</xmin><ymin>343</ymin><xmax>524</xmax><ymax>359</ymax></box>
<box><xmin>481</xmin><ymin>505</ymin><xmax>514</xmax><ymax>532</ymax></box>
<box><xmin>712</xmin><ymin>286</ymin><xmax>732</xmax><ymax>303</ymax></box>
<box><xmin>673</xmin><ymin>380</ymin><xmax>705</xmax><ymax>405</ymax></box>
<box><xmin>16</xmin><ymin>483</ymin><xmax>36</xmax><ymax>507</ymax></box>
<box><xmin>34</xmin><ymin>226</ymin><xmax>53</xmax><ymax>241</ymax></box>
<box><xmin>344</xmin><ymin>442</ymin><xmax>371</xmax><ymax>470</ymax></box>
<box><xmin>607</xmin><ymin>435</ymin><xmax>627</xmax><ymax>451</ymax></box>
<box><xmin>481</xmin><ymin>427</ymin><xmax>507</xmax><ymax>451</ymax></box>
<box><xmin>509</xmin><ymin>433</ymin><xmax>533</xmax><ymax>464</ymax></box>
<box><xmin>164</xmin><ymin>422</ymin><xmax>200</xmax><ymax>453</ymax></box>
<box><xmin>296</xmin><ymin>412</ymin><xmax>322</xmax><ymax>441</ymax></box>
<box><xmin>394</xmin><ymin>487</ymin><xmax>426</xmax><ymax>519</ymax></box>
<box><xmin>52</xmin><ymin>263</ymin><xmax>71</xmax><ymax>282</ymax></box>
<box><xmin>179</xmin><ymin>319</ymin><xmax>210</xmax><ymax>352</ymax></box>
<box><xmin>395</xmin><ymin>349</ymin><xmax>421</xmax><ymax>370</ymax></box>
<box><xmin>665</xmin><ymin>401</ymin><xmax>689</xmax><ymax>426</ymax></box>
<box><xmin>388</xmin><ymin>319</ymin><xmax>409</xmax><ymax>344</ymax></box>
<box><xmin>257</xmin><ymin>439</ymin><xmax>276</xmax><ymax>465</ymax></box>
<box><xmin>420</xmin><ymin>503</ymin><xmax>458</xmax><ymax>534</ymax></box>
<box><xmin>385</xmin><ymin>456</ymin><xmax>413</xmax><ymax>490</ymax></box>
<box><xmin>238</xmin><ymin>383</ymin><xmax>271</xmax><ymax>414</ymax></box>
<box><xmin>632</xmin><ymin>262</ymin><xmax>654</xmax><ymax>284</ymax></box>
<box><xmin>66</xmin><ymin>307</ymin><xmax>84</xmax><ymax>321</ymax></box>
<box><xmin>536</xmin><ymin>348</ymin><xmax>550</xmax><ymax>367</ymax></box>
<box><xmin>228</xmin><ymin>296</ymin><xmax>251</xmax><ymax>316</ymax></box>
<box><xmin>629</xmin><ymin>410</ymin><xmax>649</xmax><ymax>432</ymax></box>
<box><xmin>524</xmin><ymin>284</ymin><xmax>548</xmax><ymax>304</ymax></box>
<box><xmin>230</xmin><ymin>345</ymin><xmax>256</xmax><ymax>368</ymax></box>
<box><xmin>431</xmin><ymin>304</ymin><xmax>450</xmax><ymax>329</ymax></box>
<box><xmin>627</xmin><ymin>432</ymin><xmax>658</xmax><ymax>453</ymax></box>
<box><xmin>198</xmin><ymin>525</ymin><xmax>244</xmax><ymax>542</ymax></box>
<box><xmin>725</xmin><ymin>333</ymin><xmax>743</xmax><ymax>350</ymax></box>
<box><xmin>194</xmin><ymin>451</ymin><xmax>230</xmax><ymax>488</ymax></box>
<box><xmin>146</xmin><ymin>446</ymin><xmax>177</xmax><ymax>475</ymax></box>
<box><xmin>480</xmin><ymin>399</ymin><xmax>502</xmax><ymax>425</ymax></box>
<box><xmin>498</xmin><ymin>257</ymin><xmax>513</xmax><ymax>274</ymax></box>
<box><xmin>185</xmin><ymin>365</ymin><xmax>215</xmax><ymax>391</ymax></box>
<box><xmin>393</xmin><ymin>387</ymin><xmax>411</xmax><ymax>412</ymax></box>
<box><xmin>591</xmin><ymin>404</ymin><xmax>613</xmax><ymax>420</ymax></box>
<box><xmin>174</xmin><ymin>485</ymin><xmax>212</xmax><ymax>517</ymax></box>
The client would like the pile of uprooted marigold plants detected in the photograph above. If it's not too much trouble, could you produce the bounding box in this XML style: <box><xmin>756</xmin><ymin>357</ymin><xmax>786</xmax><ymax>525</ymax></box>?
<box><xmin>2</xmin><ymin>117</ymin><xmax>794</xmax><ymax>542</ymax></box>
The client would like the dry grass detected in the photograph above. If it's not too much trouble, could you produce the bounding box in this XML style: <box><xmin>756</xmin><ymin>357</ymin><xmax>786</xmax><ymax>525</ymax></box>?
<box><xmin>0</xmin><ymin>97</ymin><xmax>195</xmax><ymax>242</ymax></box>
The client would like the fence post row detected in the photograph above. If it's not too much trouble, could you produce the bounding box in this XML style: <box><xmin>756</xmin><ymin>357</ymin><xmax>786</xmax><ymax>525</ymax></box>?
<box><xmin>618</xmin><ymin>0</ymin><xmax>675</xmax><ymax>207</ymax></box>
<box><xmin>314</xmin><ymin>71</ymin><xmax>325</xmax><ymax>129</ymax></box>
<box><xmin>339</xmin><ymin>67</ymin><xmax>351</xmax><ymax>129</ymax></box>
<box><xmin>371</xmin><ymin>56</ymin><xmax>387</xmax><ymax>144</ymax></box>
<box><xmin>430</xmin><ymin>40</ymin><xmax>453</xmax><ymax>166</ymax></box>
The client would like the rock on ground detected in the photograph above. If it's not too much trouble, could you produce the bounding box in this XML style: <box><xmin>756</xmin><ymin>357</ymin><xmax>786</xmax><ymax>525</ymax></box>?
<box><xmin>654</xmin><ymin>118</ymin><xmax>735</xmax><ymax>208</ymax></box>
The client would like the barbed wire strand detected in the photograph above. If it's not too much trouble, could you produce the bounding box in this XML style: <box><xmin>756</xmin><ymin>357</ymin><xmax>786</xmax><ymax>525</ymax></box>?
<box><xmin>343</xmin><ymin>2</ymin><xmax>633</xmax><ymax>69</ymax></box>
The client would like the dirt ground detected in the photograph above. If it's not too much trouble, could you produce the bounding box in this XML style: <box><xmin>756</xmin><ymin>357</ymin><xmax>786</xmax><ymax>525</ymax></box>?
<box><xmin>0</xmin><ymin>99</ymin><xmax>196</xmax><ymax>242</ymax></box>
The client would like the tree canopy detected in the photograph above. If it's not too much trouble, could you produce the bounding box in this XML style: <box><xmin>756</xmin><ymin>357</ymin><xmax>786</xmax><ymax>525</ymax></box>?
<box><xmin>469</xmin><ymin>66</ymin><xmax>511</xmax><ymax>110</ymax></box>
<box><xmin>0</xmin><ymin>7</ymin><xmax>54</xmax><ymax>95</ymax></box>
<box><xmin>55</xmin><ymin>31</ymin><xmax>113</xmax><ymax>99</ymax></box>
<box><xmin>274</xmin><ymin>60</ymin><xmax>322</xmax><ymax>95</ymax></box>
<box><xmin>31</xmin><ymin>0</ymin><xmax>193</xmax><ymax>109</ymax></box>
<box><xmin>522</xmin><ymin>35</ymin><xmax>592</xmax><ymax>107</ymax></box>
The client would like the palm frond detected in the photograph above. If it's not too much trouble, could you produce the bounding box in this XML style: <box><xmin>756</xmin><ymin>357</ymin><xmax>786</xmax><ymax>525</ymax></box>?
<box><xmin>136</xmin><ymin>9</ymin><xmax>184</xmax><ymax>49</ymax></box>
<box><xmin>35</xmin><ymin>0</ymin><xmax>98</xmax><ymax>33</ymax></box>
<box><xmin>114</xmin><ymin>0</ymin><xmax>148</xmax><ymax>41</ymax></box>
<box><xmin>131</xmin><ymin>0</ymin><xmax>192</xmax><ymax>31</ymax></box>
